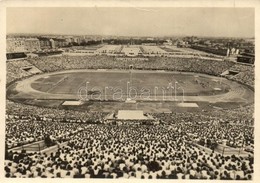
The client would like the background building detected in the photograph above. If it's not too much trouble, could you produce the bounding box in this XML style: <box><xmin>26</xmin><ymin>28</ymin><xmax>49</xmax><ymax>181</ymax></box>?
<box><xmin>24</xmin><ymin>38</ymin><xmax>40</xmax><ymax>52</ymax></box>
<box><xmin>6</xmin><ymin>38</ymin><xmax>25</xmax><ymax>53</ymax></box>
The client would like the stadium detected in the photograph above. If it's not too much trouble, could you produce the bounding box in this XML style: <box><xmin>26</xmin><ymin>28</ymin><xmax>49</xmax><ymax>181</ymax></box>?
<box><xmin>5</xmin><ymin>48</ymin><xmax>255</xmax><ymax>179</ymax></box>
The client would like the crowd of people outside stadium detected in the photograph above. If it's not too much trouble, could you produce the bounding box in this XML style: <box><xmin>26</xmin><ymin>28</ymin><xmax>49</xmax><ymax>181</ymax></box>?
<box><xmin>5</xmin><ymin>55</ymin><xmax>254</xmax><ymax>179</ymax></box>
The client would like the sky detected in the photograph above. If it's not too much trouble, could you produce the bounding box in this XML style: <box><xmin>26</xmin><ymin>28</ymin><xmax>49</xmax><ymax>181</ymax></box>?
<box><xmin>7</xmin><ymin>7</ymin><xmax>255</xmax><ymax>38</ymax></box>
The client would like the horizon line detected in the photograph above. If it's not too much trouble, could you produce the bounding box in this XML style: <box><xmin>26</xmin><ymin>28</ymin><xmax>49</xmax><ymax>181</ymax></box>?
<box><xmin>6</xmin><ymin>33</ymin><xmax>255</xmax><ymax>39</ymax></box>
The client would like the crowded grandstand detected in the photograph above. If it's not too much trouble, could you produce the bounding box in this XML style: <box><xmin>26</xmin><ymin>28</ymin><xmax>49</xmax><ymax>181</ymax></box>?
<box><xmin>5</xmin><ymin>52</ymin><xmax>254</xmax><ymax>179</ymax></box>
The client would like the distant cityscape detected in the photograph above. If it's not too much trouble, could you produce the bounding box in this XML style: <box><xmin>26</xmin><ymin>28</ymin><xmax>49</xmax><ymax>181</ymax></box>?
<box><xmin>6</xmin><ymin>34</ymin><xmax>255</xmax><ymax>64</ymax></box>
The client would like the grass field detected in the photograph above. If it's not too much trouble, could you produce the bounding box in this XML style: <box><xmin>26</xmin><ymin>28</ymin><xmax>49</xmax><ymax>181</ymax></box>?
<box><xmin>30</xmin><ymin>71</ymin><xmax>229</xmax><ymax>98</ymax></box>
<box><xmin>7</xmin><ymin>69</ymin><xmax>254</xmax><ymax>113</ymax></box>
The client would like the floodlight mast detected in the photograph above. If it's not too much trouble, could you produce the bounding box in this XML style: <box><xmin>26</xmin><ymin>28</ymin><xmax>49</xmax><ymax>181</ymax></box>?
<box><xmin>129</xmin><ymin>65</ymin><xmax>133</xmax><ymax>88</ymax></box>
<box><xmin>86</xmin><ymin>81</ymin><xmax>89</xmax><ymax>100</ymax></box>
<box><xmin>178</xmin><ymin>86</ymin><xmax>185</xmax><ymax>103</ymax></box>
<box><xmin>175</xmin><ymin>81</ymin><xmax>178</xmax><ymax>101</ymax></box>
<box><xmin>126</xmin><ymin>65</ymin><xmax>134</xmax><ymax>102</ymax></box>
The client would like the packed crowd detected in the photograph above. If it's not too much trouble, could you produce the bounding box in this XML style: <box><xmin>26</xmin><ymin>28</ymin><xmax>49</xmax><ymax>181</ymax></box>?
<box><xmin>5</xmin><ymin>55</ymin><xmax>255</xmax><ymax>179</ymax></box>
<box><xmin>153</xmin><ymin>105</ymin><xmax>254</xmax><ymax>126</ymax></box>
<box><xmin>6</xmin><ymin>115</ymin><xmax>86</xmax><ymax>149</ymax></box>
<box><xmin>6</xmin><ymin>60</ymin><xmax>39</xmax><ymax>84</ymax></box>
<box><xmin>5</xmin><ymin>124</ymin><xmax>253</xmax><ymax>179</ymax></box>
<box><xmin>226</xmin><ymin>64</ymin><xmax>255</xmax><ymax>88</ymax></box>
<box><xmin>6</xmin><ymin>99</ymin><xmax>254</xmax><ymax>150</ymax></box>
<box><xmin>7</xmin><ymin>56</ymin><xmax>254</xmax><ymax>89</ymax></box>
<box><xmin>27</xmin><ymin>55</ymin><xmax>236</xmax><ymax>76</ymax></box>
<box><xmin>232</xmin><ymin>70</ymin><xmax>254</xmax><ymax>88</ymax></box>
<box><xmin>27</xmin><ymin>55</ymin><xmax>254</xmax><ymax>87</ymax></box>
<box><xmin>6</xmin><ymin>100</ymin><xmax>106</xmax><ymax>122</ymax></box>
<box><xmin>152</xmin><ymin>106</ymin><xmax>254</xmax><ymax>148</ymax></box>
<box><xmin>5</xmin><ymin>99</ymin><xmax>254</xmax><ymax>179</ymax></box>
<box><xmin>6</xmin><ymin>99</ymin><xmax>107</xmax><ymax>149</ymax></box>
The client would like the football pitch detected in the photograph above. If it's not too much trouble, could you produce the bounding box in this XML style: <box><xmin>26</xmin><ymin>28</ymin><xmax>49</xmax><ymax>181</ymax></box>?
<box><xmin>7</xmin><ymin>69</ymin><xmax>254</xmax><ymax>112</ymax></box>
